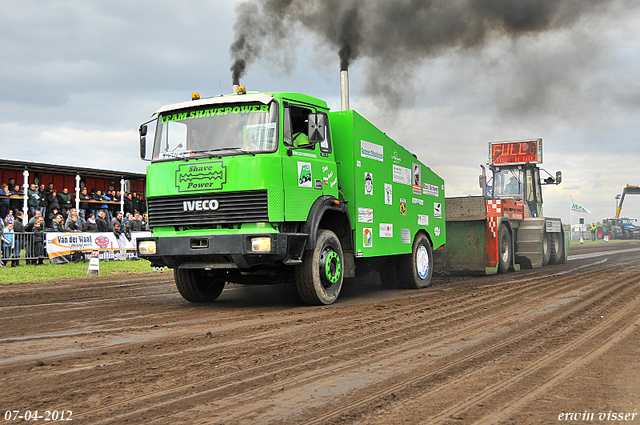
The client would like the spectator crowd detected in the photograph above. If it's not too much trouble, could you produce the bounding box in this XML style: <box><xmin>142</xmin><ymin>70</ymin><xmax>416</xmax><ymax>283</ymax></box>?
<box><xmin>1</xmin><ymin>179</ymin><xmax>149</xmax><ymax>267</ymax></box>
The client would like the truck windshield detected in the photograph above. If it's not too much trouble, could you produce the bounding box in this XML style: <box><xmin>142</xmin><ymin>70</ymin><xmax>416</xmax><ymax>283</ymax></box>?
<box><xmin>152</xmin><ymin>101</ymin><xmax>278</xmax><ymax>161</ymax></box>
<box><xmin>493</xmin><ymin>169</ymin><xmax>523</xmax><ymax>199</ymax></box>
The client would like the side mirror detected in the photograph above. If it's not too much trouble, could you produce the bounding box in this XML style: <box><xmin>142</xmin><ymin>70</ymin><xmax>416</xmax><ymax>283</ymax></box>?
<box><xmin>140</xmin><ymin>137</ymin><xmax>147</xmax><ymax>160</ymax></box>
<box><xmin>308</xmin><ymin>113</ymin><xmax>325</xmax><ymax>144</ymax></box>
<box><xmin>555</xmin><ymin>171</ymin><xmax>562</xmax><ymax>184</ymax></box>
<box><xmin>139</xmin><ymin>124</ymin><xmax>148</xmax><ymax>137</ymax></box>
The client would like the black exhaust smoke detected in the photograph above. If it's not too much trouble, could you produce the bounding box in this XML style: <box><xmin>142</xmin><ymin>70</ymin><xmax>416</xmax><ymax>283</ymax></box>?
<box><xmin>229</xmin><ymin>0</ymin><xmax>608</xmax><ymax>103</ymax></box>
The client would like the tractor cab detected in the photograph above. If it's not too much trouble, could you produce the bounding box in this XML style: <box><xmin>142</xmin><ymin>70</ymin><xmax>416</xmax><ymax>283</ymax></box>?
<box><xmin>484</xmin><ymin>139</ymin><xmax>561</xmax><ymax>218</ymax></box>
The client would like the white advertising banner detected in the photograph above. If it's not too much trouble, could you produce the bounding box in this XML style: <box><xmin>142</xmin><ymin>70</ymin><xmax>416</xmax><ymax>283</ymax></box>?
<box><xmin>46</xmin><ymin>232</ymin><xmax>152</xmax><ymax>263</ymax></box>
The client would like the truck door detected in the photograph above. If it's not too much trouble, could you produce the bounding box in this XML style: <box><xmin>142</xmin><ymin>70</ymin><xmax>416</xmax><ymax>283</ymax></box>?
<box><xmin>281</xmin><ymin>103</ymin><xmax>338</xmax><ymax>221</ymax></box>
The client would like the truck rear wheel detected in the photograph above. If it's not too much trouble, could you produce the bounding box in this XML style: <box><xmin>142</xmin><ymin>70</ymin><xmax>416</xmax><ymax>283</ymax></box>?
<box><xmin>396</xmin><ymin>233</ymin><xmax>433</xmax><ymax>289</ymax></box>
<box><xmin>542</xmin><ymin>232</ymin><xmax>551</xmax><ymax>266</ymax></box>
<box><xmin>498</xmin><ymin>224</ymin><xmax>512</xmax><ymax>274</ymax></box>
<box><xmin>549</xmin><ymin>232</ymin><xmax>564</xmax><ymax>264</ymax></box>
<box><xmin>174</xmin><ymin>269</ymin><xmax>225</xmax><ymax>303</ymax></box>
<box><xmin>295</xmin><ymin>229</ymin><xmax>344</xmax><ymax>305</ymax></box>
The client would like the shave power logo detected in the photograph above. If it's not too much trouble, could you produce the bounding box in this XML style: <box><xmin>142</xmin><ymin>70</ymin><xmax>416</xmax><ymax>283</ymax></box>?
<box><xmin>176</xmin><ymin>161</ymin><xmax>227</xmax><ymax>192</ymax></box>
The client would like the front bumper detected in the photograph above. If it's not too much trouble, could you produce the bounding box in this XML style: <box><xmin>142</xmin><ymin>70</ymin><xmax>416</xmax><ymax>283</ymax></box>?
<box><xmin>136</xmin><ymin>233</ymin><xmax>308</xmax><ymax>269</ymax></box>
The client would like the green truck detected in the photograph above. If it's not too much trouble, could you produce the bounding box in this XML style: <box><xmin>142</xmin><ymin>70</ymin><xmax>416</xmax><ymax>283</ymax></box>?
<box><xmin>137</xmin><ymin>88</ymin><xmax>446</xmax><ymax>305</ymax></box>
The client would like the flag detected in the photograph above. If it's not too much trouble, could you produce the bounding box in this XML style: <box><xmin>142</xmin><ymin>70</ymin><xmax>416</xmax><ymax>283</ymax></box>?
<box><xmin>570</xmin><ymin>197</ymin><xmax>591</xmax><ymax>217</ymax></box>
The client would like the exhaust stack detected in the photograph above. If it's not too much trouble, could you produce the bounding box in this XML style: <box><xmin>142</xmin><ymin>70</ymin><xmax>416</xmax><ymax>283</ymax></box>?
<box><xmin>340</xmin><ymin>69</ymin><xmax>350</xmax><ymax>111</ymax></box>
<box><xmin>232</xmin><ymin>84</ymin><xmax>239</xmax><ymax>94</ymax></box>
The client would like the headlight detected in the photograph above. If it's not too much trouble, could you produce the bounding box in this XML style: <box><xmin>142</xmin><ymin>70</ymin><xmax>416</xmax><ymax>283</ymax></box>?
<box><xmin>251</xmin><ymin>237</ymin><xmax>271</xmax><ymax>252</ymax></box>
<box><xmin>138</xmin><ymin>241</ymin><xmax>157</xmax><ymax>255</ymax></box>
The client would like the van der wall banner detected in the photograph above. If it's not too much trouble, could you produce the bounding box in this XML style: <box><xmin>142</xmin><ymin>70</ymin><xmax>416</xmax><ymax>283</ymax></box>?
<box><xmin>360</xmin><ymin>140</ymin><xmax>384</xmax><ymax>162</ymax></box>
<box><xmin>176</xmin><ymin>161</ymin><xmax>226</xmax><ymax>192</ymax></box>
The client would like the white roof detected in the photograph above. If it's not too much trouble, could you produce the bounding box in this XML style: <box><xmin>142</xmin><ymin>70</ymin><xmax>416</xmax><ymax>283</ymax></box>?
<box><xmin>155</xmin><ymin>93</ymin><xmax>273</xmax><ymax>114</ymax></box>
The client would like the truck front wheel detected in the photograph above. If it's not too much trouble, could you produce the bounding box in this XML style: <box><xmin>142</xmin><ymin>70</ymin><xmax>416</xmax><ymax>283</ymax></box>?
<box><xmin>396</xmin><ymin>233</ymin><xmax>433</xmax><ymax>289</ymax></box>
<box><xmin>174</xmin><ymin>269</ymin><xmax>225</xmax><ymax>303</ymax></box>
<box><xmin>295</xmin><ymin>229</ymin><xmax>344</xmax><ymax>305</ymax></box>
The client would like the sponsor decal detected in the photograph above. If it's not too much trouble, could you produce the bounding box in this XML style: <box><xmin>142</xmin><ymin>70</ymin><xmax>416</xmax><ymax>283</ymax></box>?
<box><xmin>379</xmin><ymin>223</ymin><xmax>393</xmax><ymax>238</ymax></box>
<box><xmin>95</xmin><ymin>235</ymin><xmax>110</xmax><ymax>249</ymax></box>
<box><xmin>400</xmin><ymin>198</ymin><xmax>407</xmax><ymax>216</ymax></box>
<box><xmin>360</xmin><ymin>140</ymin><xmax>384</xmax><ymax>162</ymax></box>
<box><xmin>418</xmin><ymin>214</ymin><xmax>429</xmax><ymax>226</ymax></box>
<box><xmin>393</xmin><ymin>164</ymin><xmax>411</xmax><ymax>185</ymax></box>
<box><xmin>298</xmin><ymin>162</ymin><xmax>312</xmax><ymax>187</ymax></box>
<box><xmin>385</xmin><ymin>183</ymin><xmax>393</xmax><ymax>205</ymax></box>
<box><xmin>434</xmin><ymin>227</ymin><xmax>441</xmax><ymax>237</ymax></box>
<box><xmin>314</xmin><ymin>179</ymin><xmax>323</xmax><ymax>190</ymax></box>
<box><xmin>434</xmin><ymin>202</ymin><xmax>442</xmax><ymax>218</ymax></box>
<box><xmin>423</xmin><ymin>183</ymin><xmax>439</xmax><ymax>197</ymax></box>
<box><xmin>358</xmin><ymin>207</ymin><xmax>374</xmax><ymax>223</ymax></box>
<box><xmin>292</xmin><ymin>151</ymin><xmax>317</xmax><ymax>158</ymax></box>
<box><xmin>357</xmin><ymin>160</ymin><xmax>361</xmax><ymax>167</ymax></box>
<box><xmin>175</xmin><ymin>161</ymin><xmax>226</xmax><ymax>192</ymax></box>
<box><xmin>330</xmin><ymin>177</ymin><xmax>338</xmax><ymax>188</ymax></box>
<box><xmin>392</xmin><ymin>150</ymin><xmax>402</xmax><ymax>163</ymax></box>
<box><xmin>363</xmin><ymin>228</ymin><xmax>373</xmax><ymax>248</ymax></box>
<box><xmin>412</xmin><ymin>163</ymin><xmax>422</xmax><ymax>195</ymax></box>
<box><xmin>364</xmin><ymin>172</ymin><xmax>374</xmax><ymax>195</ymax></box>
<box><xmin>183</xmin><ymin>199</ymin><xmax>219</xmax><ymax>211</ymax></box>
<box><xmin>546</xmin><ymin>220</ymin><xmax>561</xmax><ymax>233</ymax></box>
<box><xmin>412</xmin><ymin>197</ymin><xmax>423</xmax><ymax>205</ymax></box>
<box><xmin>162</xmin><ymin>105</ymin><xmax>269</xmax><ymax>123</ymax></box>
<box><xmin>401</xmin><ymin>228</ymin><xmax>411</xmax><ymax>243</ymax></box>
<box><xmin>322</xmin><ymin>165</ymin><xmax>329</xmax><ymax>172</ymax></box>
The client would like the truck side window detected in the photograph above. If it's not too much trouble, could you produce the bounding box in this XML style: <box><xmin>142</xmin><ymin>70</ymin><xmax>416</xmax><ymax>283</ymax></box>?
<box><xmin>284</xmin><ymin>105</ymin><xmax>312</xmax><ymax>149</ymax></box>
<box><xmin>283</xmin><ymin>106</ymin><xmax>331</xmax><ymax>153</ymax></box>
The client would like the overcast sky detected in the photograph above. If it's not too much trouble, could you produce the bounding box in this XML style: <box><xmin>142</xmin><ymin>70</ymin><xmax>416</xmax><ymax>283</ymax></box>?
<box><xmin>1</xmin><ymin>0</ymin><xmax>639</xmax><ymax>224</ymax></box>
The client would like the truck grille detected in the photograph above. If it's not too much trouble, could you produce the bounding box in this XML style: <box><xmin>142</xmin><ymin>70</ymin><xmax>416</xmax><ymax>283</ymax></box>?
<box><xmin>147</xmin><ymin>190</ymin><xmax>268</xmax><ymax>228</ymax></box>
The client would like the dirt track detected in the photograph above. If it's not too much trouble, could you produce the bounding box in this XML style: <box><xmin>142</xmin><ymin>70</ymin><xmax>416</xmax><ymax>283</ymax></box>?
<box><xmin>1</xmin><ymin>242</ymin><xmax>639</xmax><ymax>424</ymax></box>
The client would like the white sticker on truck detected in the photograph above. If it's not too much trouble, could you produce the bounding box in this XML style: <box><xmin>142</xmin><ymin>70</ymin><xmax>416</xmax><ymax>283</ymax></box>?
<box><xmin>379</xmin><ymin>223</ymin><xmax>393</xmax><ymax>238</ymax></box>
<box><xmin>358</xmin><ymin>208</ymin><xmax>374</xmax><ymax>223</ymax></box>
<box><xmin>361</xmin><ymin>140</ymin><xmax>384</xmax><ymax>162</ymax></box>
<box><xmin>418</xmin><ymin>214</ymin><xmax>429</xmax><ymax>226</ymax></box>
<box><xmin>393</xmin><ymin>165</ymin><xmax>411</xmax><ymax>185</ymax></box>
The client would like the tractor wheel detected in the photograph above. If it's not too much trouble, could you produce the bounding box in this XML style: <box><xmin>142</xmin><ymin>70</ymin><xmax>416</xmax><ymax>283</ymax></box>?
<box><xmin>596</xmin><ymin>227</ymin><xmax>604</xmax><ymax>239</ymax></box>
<box><xmin>174</xmin><ymin>269</ymin><xmax>225</xmax><ymax>303</ymax></box>
<box><xmin>497</xmin><ymin>224</ymin><xmax>512</xmax><ymax>274</ymax></box>
<box><xmin>549</xmin><ymin>232</ymin><xmax>565</xmax><ymax>264</ymax></box>
<box><xmin>396</xmin><ymin>233</ymin><xmax>433</xmax><ymax>289</ymax></box>
<box><xmin>379</xmin><ymin>256</ymin><xmax>401</xmax><ymax>289</ymax></box>
<box><xmin>622</xmin><ymin>230</ymin><xmax>630</xmax><ymax>240</ymax></box>
<box><xmin>295</xmin><ymin>229</ymin><xmax>344</xmax><ymax>305</ymax></box>
<box><xmin>542</xmin><ymin>232</ymin><xmax>551</xmax><ymax>266</ymax></box>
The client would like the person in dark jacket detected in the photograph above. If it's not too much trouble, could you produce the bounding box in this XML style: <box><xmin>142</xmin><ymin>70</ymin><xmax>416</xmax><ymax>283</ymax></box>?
<box><xmin>58</xmin><ymin>188</ymin><xmax>73</xmax><ymax>217</ymax></box>
<box><xmin>96</xmin><ymin>210</ymin><xmax>109</xmax><ymax>232</ymax></box>
<box><xmin>78</xmin><ymin>187</ymin><xmax>90</xmax><ymax>221</ymax></box>
<box><xmin>84</xmin><ymin>214</ymin><xmax>98</xmax><ymax>232</ymax></box>
<box><xmin>12</xmin><ymin>211</ymin><xmax>24</xmax><ymax>267</ymax></box>
<box><xmin>51</xmin><ymin>214</ymin><xmax>65</xmax><ymax>232</ymax></box>
<box><xmin>10</xmin><ymin>185</ymin><xmax>23</xmax><ymax>216</ymax></box>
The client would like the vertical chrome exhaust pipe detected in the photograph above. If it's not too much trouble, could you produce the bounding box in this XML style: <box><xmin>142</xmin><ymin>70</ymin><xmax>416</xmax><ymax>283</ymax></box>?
<box><xmin>340</xmin><ymin>69</ymin><xmax>350</xmax><ymax>111</ymax></box>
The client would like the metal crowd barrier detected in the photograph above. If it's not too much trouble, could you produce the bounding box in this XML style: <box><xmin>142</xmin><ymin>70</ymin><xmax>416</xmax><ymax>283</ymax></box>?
<box><xmin>0</xmin><ymin>232</ymin><xmax>48</xmax><ymax>267</ymax></box>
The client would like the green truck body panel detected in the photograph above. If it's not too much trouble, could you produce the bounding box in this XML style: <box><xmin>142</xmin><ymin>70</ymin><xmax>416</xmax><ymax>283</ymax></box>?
<box><xmin>330</xmin><ymin>111</ymin><xmax>446</xmax><ymax>256</ymax></box>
